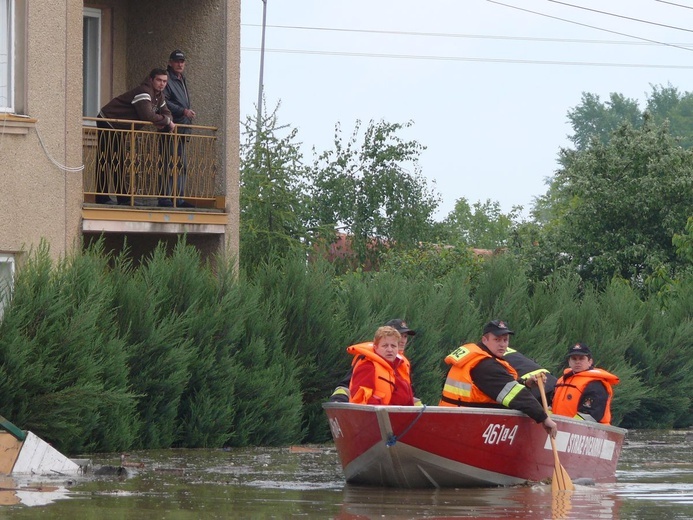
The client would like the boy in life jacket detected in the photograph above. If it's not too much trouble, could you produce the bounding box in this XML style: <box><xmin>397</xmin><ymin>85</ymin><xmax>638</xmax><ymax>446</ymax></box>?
<box><xmin>348</xmin><ymin>326</ymin><xmax>415</xmax><ymax>406</ymax></box>
<box><xmin>328</xmin><ymin>319</ymin><xmax>416</xmax><ymax>402</ymax></box>
<box><xmin>551</xmin><ymin>343</ymin><xmax>620</xmax><ymax>424</ymax></box>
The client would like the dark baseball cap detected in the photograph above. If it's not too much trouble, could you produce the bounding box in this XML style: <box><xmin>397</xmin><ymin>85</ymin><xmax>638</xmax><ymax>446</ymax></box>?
<box><xmin>385</xmin><ymin>319</ymin><xmax>416</xmax><ymax>336</ymax></box>
<box><xmin>566</xmin><ymin>343</ymin><xmax>592</xmax><ymax>358</ymax></box>
<box><xmin>482</xmin><ymin>319</ymin><xmax>515</xmax><ymax>336</ymax></box>
<box><xmin>169</xmin><ymin>50</ymin><xmax>185</xmax><ymax>61</ymax></box>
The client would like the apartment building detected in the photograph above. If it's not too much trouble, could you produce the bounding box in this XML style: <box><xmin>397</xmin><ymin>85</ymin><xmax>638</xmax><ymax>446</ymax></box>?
<box><xmin>0</xmin><ymin>0</ymin><xmax>241</xmax><ymax>313</ymax></box>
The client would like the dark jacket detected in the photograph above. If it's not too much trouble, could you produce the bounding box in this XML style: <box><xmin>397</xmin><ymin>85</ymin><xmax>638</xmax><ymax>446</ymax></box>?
<box><xmin>469</xmin><ymin>343</ymin><xmax>548</xmax><ymax>423</ymax></box>
<box><xmin>99</xmin><ymin>75</ymin><xmax>172</xmax><ymax>130</ymax></box>
<box><xmin>504</xmin><ymin>348</ymin><xmax>558</xmax><ymax>401</ymax></box>
<box><xmin>165</xmin><ymin>66</ymin><xmax>192</xmax><ymax>133</ymax></box>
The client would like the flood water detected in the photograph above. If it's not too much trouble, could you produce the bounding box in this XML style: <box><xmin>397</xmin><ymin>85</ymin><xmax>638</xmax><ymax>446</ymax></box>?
<box><xmin>0</xmin><ymin>429</ymin><xmax>691</xmax><ymax>519</ymax></box>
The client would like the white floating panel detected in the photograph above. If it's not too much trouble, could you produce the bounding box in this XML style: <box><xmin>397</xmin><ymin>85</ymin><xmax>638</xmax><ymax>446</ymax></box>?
<box><xmin>12</xmin><ymin>432</ymin><xmax>81</xmax><ymax>475</ymax></box>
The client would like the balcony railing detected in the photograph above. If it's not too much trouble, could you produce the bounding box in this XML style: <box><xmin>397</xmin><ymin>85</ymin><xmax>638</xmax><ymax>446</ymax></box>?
<box><xmin>82</xmin><ymin>117</ymin><xmax>219</xmax><ymax>209</ymax></box>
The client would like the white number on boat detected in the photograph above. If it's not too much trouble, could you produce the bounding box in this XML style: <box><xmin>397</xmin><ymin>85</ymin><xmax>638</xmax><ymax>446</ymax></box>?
<box><xmin>482</xmin><ymin>423</ymin><xmax>518</xmax><ymax>445</ymax></box>
<box><xmin>329</xmin><ymin>417</ymin><xmax>343</xmax><ymax>439</ymax></box>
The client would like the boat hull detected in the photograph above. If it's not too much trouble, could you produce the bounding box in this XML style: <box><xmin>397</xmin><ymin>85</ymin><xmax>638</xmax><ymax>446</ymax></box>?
<box><xmin>323</xmin><ymin>403</ymin><xmax>627</xmax><ymax>488</ymax></box>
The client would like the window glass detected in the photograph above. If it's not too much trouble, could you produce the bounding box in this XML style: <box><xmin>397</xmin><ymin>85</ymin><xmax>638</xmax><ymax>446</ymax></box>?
<box><xmin>0</xmin><ymin>254</ymin><xmax>14</xmax><ymax>320</ymax></box>
<box><xmin>83</xmin><ymin>8</ymin><xmax>101</xmax><ymax>118</ymax></box>
<box><xmin>0</xmin><ymin>0</ymin><xmax>14</xmax><ymax>112</ymax></box>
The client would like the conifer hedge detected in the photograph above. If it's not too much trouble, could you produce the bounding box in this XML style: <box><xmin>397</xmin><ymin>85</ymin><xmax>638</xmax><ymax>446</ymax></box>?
<box><xmin>0</xmin><ymin>240</ymin><xmax>690</xmax><ymax>453</ymax></box>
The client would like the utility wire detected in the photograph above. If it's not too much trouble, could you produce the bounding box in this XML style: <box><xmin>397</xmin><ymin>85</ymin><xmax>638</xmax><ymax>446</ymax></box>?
<box><xmin>655</xmin><ymin>0</ymin><xmax>693</xmax><ymax>10</ymax></box>
<box><xmin>487</xmin><ymin>0</ymin><xmax>693</xmax><ymax>53</ymax></box>
<box><xmin>242</xmin><ymin>23</ymin><xmax>693</xmax><ymax>47</ymax></box>
<box><xmin>548</xmin><ymin>0</ymin><xmax>693</xmax><ymax>33</ymax></box>
<box><xmin>242</xmin><ymin>46</ymin><xmax>693</xmax><ymax>69</ymax></box>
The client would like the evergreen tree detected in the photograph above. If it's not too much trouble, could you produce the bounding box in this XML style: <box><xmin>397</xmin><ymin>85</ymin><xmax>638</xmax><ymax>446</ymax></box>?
<box><xmin>240</xmin><ymin>103</ymin><xmax>313</xmax><ymax>273</ymax></box>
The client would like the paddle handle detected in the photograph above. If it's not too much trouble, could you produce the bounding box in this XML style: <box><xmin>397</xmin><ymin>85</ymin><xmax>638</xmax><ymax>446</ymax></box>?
<box><xmin>537</xmin><ymin>375</ymin><xmax>551</xmax><ymax>412</ymax></box>
<box><xmin>538</xmin><ymin>376</ymin><xmax>575</xmax><ymax>491</ymax></box>
<box><xmin>537</xmin><ymin>377</ymin><xmax>557</xmax><ymax>458</ymax></box>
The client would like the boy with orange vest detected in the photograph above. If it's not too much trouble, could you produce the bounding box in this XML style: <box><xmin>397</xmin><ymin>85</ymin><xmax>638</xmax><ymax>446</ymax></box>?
<box><xmin>551</xmin><ymin>343</ymin><xmax>619</xmax><ymax>424</ymax></box>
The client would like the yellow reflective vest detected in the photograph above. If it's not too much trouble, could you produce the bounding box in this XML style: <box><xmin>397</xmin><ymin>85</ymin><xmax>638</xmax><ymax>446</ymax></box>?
<box><xmin>439</xmin><ymin>343</ymin><xmax>520</xmax><ymax>407</ymax></box>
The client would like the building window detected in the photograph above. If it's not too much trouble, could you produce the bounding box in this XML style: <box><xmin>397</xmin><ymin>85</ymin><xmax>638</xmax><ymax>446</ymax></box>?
<box><xmin>0</xmin><ymin>0</ymin><xmax>14</xmax><ymax>112</ymax></box>
<box><xmin>83</xmin><ymin>8</ymin><xmax>101</xmax><ymax>118</ymax></box>
<box><xmin>0</xmin><ymin>254</ymin><xmax>14</xmax><ymax>319</ymax></box>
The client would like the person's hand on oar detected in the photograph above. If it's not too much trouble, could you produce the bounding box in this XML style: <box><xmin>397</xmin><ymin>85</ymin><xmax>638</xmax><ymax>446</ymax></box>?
<box><xmin>542</xmin><ymin>415</ymin><xmax>558</xmax><ymax>438</ymax></box>
<box><xmin>522</xmin><ymin>374</ymin><xmax>558</xmax><ymax>437</ymax></box>
<box><xmin>538</xmin><ymin>373</ymin><xmax>575</xmax><ymax>491</ymax></box>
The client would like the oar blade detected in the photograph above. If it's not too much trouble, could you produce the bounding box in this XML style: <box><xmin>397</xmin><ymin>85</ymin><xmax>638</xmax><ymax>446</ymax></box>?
<box><xmin>552</xmin><ymin>463</ymin><xmax>575</xmax><ymax>492</ymax></box>
<box><xmin>551</xmin><ymin>486</ymin><xmax>573</xmax><ymax>519</ymax></box>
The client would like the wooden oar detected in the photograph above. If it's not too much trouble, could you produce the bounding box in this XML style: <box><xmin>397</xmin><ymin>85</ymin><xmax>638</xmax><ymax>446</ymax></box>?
<box><xmin>537</xmin><ymin>376</ymin><xmax>574</xmax><ymax>492</ymax></box>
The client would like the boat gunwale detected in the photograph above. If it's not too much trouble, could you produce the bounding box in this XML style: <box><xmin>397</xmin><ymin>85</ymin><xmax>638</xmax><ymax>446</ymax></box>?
<box><xmin>322</xmin><ymin>402</ymin><xmax>628</xmax><ymax>436</ymax></box>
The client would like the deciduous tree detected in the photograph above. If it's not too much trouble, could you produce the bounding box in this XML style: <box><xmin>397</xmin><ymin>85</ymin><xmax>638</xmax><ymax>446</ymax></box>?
<box><xmin>307</xmin><ymin>120</ymin><xmax>441</xmax><ymax>269</ymax></box>
<box><xmin>534</xmin><ymin>116</ymin><xmax>693</xmax><ymax>290</ymax></box>
<box><xmin>441</xmin><ymin>197</ymin><xmax>522</xmax><ymax>249</ymax></box>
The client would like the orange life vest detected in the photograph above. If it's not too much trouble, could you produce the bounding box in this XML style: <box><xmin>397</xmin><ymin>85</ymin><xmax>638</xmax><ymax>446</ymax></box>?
<box><xmin>347</xmin><ymin>343</ymin><xmax>400</xmax><ymax>405</ymax></box>
<box><xmin>348</xmin><ymin>341</ymin><xmax>410</xmax><ymax>379</ymax></box>
<box><xmin>552</xmin><ymin>368</ymin><xmax>620</xmax><ymax>424</ymax></box>
<box><xmin>399</xmin><ymin>353</ymin><xmax>412</xmax><ymax>380</ymax></box>
<box><xmin>439</xmin><ymin>343</ymin><xmax>519</xmax><ymax>407</ymax></box>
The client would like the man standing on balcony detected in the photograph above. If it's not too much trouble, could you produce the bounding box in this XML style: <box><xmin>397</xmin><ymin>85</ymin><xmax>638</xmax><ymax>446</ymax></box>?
<box><xmin>159</xmin><ymin>49</ymin><xmax>196</xmax><ymax>208</ymax></box>
<box><xmin>96</xmin><ymin>68</ymin><xmax>175</xmax><ymax>205</ymax></box>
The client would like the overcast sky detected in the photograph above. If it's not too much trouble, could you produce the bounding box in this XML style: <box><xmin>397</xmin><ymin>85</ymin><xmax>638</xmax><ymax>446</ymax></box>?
<box><xmin>240</xmin><ymin>0</ymin><xmax>693</xmax><ymax>220</ymax></box>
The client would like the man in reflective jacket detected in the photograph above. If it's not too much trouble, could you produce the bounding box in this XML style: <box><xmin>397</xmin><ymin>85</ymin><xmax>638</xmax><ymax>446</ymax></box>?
<box><xmin>440</xmin><ymin>319</ymin><xmax>557</xmax><ymax>437</ymax></box>
<box><xmin>551</xmin><ymin>343</ymin><xmax>620</xmax><ymax>424</ymax></box>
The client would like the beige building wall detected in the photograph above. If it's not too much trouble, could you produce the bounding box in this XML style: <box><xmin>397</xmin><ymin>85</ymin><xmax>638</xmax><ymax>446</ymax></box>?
<box><xmin>1</xmin><ymin>0</ymin><xmax>240</xmax><ymax>265</ymax></box>
<box><xmin>0</xmin><ymin>0</ymin><xmax>84</xmax><ymax>261</ymax></box>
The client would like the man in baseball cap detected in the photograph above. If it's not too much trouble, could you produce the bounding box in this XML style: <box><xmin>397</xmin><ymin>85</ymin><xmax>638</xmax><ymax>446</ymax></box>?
<box><xmin>439</xmin><ymin>319</ymin><xmax>558</xmax><ymax>438</ymax></box>
<box><xmin>385</xmin><ymin>319</ymin><xmax>416</xmax><ymax>337</ymax></box>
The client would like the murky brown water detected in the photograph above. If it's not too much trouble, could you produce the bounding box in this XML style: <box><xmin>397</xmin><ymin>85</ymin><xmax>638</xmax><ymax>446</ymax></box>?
<box><xmin>0</xmin><ymin>430</ymin><xmax>691</xmax><ymax>518</ymax></box>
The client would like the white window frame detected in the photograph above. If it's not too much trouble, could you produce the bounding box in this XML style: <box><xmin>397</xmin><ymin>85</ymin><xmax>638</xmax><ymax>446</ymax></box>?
<box><xmin>83</xmin><ymin>7</ymin><xmax>101</xmax><ymax>119</ymax></box>
<box><xmin>0</xmin><ymin>0</ymin><xmax>14</xmax><ymax>112</ymax></box>
<box><xmin>0</xmin><ymin>254</ymin><xmax>15</xmax><ymax>320</ymax></box>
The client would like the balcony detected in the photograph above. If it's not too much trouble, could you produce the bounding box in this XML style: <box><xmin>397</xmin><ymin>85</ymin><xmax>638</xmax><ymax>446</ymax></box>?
<box><xmin>81</xmin><ymin>118</ymin><xmax>227</xmax><ymax>234</ymax></box>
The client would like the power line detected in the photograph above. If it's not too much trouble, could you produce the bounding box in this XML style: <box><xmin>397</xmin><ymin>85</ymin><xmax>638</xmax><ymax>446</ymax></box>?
<box><xmin>548</xmin><ymin>0</ymin><xmax>693</xmax><ymax>34</ymax></box>
<box><xmin>487</xmin><ymin>0</ymin><xmax>693</xmax><ymax>53</ymax></box>
<box><xmin>655</xmin><ymin>0</ymin><xmax>693</xmax><ymax>9</ymax></box>
<box><xmin>241</xmin><ymin>22</ymin><xmax>693</xmax><ymax>47</ymax></box>
<box><xmin>241</xmin><ymin>46</ymin><xmax>693</xmax><ymax>69</ymax></box>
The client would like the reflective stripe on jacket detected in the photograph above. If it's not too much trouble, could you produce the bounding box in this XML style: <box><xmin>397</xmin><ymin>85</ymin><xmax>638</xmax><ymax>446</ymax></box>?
<box><xmin>439</xmin><ymin>343</ymin><xmax>520</xmax><ymax>407</ymax></box>
<box><xmin>552</xmin><ymin>368</ymin><xmax>620</xmax><ymax>424</ymax></box>
<box><xmin>504</xmin><ymin>347</ymin><xmax>557</xmax><ymax>400</ymax></box>
<box><xmin>504</xmin><ymin>347</ymin><xmax>550</xmax><ymax>380</ymax></box>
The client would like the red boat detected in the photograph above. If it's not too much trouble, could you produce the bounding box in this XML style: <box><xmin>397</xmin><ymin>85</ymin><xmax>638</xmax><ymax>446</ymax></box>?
<box><xmin>323</xmin><ymin>402</ymin><xmax>627</xmax><ymax>488</ymax></box>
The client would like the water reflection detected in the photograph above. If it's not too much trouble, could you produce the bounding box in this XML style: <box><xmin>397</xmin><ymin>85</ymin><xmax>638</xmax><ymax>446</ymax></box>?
<box><xmin>0</xmin><ymin>476</ymin><xmax>71</xmax><ymax>507</ymax></box>
<box><xmin>337</xmin><ymin>484</ymin><xmax>621</xmax><ymax>519</ymax></box>
<box><xmin>0</xmin><ymin>430</ymin><xmax>690</xmax><ymax>519</ymax></box>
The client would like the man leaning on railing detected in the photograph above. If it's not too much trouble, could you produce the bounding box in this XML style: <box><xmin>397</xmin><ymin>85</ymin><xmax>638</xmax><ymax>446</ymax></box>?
<box><xmin>96</xmin><ymin>68</ymin><xmax>175</xmax><ymax>205</ymax></box>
